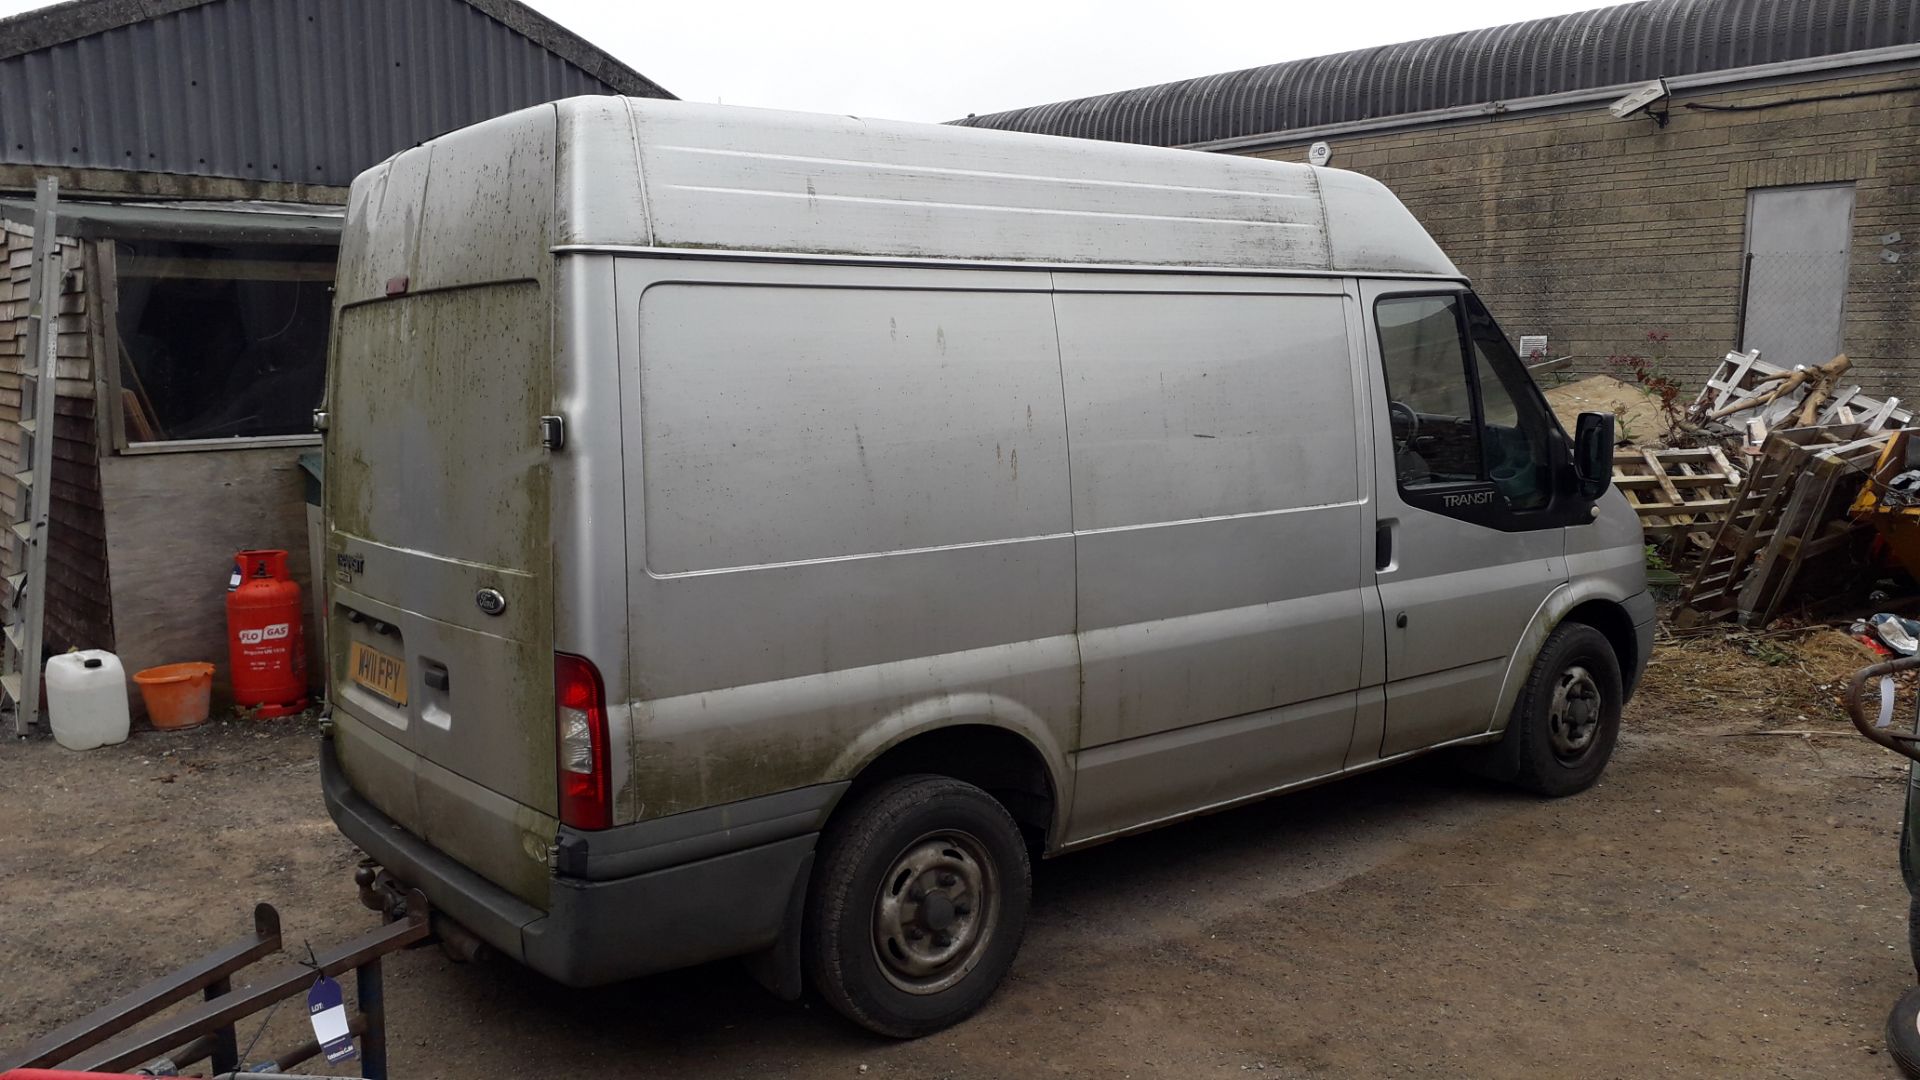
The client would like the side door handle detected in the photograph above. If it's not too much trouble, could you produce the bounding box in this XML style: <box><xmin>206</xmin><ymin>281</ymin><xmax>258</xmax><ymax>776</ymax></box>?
<box><xmin>1375</xmin><ymin>520</ymin><xmax>1397</xmax><ymax>572</ymax></box>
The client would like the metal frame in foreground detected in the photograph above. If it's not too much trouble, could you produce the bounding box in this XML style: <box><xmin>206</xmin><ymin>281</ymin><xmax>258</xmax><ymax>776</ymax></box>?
<box><xmin>0</xmin><ymin>895</ymin><xmax>429</xmax><ymax>1079</ymax></box>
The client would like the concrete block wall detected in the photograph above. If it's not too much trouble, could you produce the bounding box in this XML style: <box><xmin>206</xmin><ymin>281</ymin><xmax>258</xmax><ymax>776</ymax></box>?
<box><xmin>1251</xmin><ymin>69</ymin><xmax>1920</xmax><ymax>401</ymax></box>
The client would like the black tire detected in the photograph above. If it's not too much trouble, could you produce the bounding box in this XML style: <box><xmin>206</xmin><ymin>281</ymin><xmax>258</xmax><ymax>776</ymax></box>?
<box><xmin>804</xmin><ymin>774</ymin><xmax>1031</xmax><ymax>1038</ymax></box>
<box><xmin>1887</xmin><ymin>986</ymin><xmax>1920</xmax><ymax>1078</ymax></box>
<box><xmin>1910</xmin><ymin>892</ymin><xmax>1920</xmax><ymax>983</ymax></box>
<box><xmin>1504</xmin><ymin>622</ymin><xmax>1623</xmax><ymax>797</ymax></box>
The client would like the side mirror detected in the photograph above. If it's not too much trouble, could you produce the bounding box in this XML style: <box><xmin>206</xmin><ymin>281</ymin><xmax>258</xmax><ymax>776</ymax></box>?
<box><xmin>1573</xmin><ymin>412</ymin><xmax>1615</xmax><ymax>499</ymax></box>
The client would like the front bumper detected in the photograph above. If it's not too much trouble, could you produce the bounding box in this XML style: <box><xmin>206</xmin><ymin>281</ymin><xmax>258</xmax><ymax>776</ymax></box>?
<box><xmin>320</xmin><ymin>736</ymin><xmax>841</xmax><ymax>986</ymax></box>
<box><xmin>1623</xmin><ymin>589</ymin><xmax>1657</xmax><ymax>698</ymax></box>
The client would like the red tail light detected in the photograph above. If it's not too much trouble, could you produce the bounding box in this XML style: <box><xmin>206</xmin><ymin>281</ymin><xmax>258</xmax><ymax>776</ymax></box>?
<box><xmin>555</xmin><ymin>652</ymin><xmax>611</xmax><ymax>831</ymax></box>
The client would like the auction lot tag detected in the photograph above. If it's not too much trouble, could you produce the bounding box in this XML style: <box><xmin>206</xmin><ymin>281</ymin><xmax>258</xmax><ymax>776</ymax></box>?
<box><xmin>307</xmin><ymin>974</ymin><xmax>359</xmax><ymax>1064</ymax></box>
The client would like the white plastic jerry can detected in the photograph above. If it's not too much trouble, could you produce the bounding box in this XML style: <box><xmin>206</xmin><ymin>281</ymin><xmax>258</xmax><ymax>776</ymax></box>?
<box><xmin>45</xmin><ymin>650</ymin><xmax>132</xmax><ymax>751</ymax></box>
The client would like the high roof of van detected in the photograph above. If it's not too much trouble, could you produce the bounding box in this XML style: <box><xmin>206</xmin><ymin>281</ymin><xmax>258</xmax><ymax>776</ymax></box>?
<box><xmin>342</xmin><ymin>97</ymin><xmax>1460</xmax><ymax>292</ymax></box>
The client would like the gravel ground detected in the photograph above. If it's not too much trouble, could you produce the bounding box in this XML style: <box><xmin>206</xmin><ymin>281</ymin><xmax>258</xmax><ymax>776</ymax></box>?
<box><xmin>2</xmin><ymin>634</ymin><xmax>1915</xmax><ymax>1078</ymax></box>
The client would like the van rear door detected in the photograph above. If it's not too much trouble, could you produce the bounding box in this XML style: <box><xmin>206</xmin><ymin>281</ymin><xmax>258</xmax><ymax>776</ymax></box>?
<box><xmin>323</xmin><ymin>108</ymin><xmax>560</xmax><ymax>906</ymax></box>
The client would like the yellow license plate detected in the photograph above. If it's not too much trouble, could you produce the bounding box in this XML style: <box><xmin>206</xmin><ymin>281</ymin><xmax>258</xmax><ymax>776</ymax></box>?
<box><xmin>349</xmin><ymin>641</ymin><xmax>408</xmax><ymax>706</ymax></box>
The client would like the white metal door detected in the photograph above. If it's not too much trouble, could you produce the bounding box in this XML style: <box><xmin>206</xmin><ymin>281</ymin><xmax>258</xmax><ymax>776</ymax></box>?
<box><xmin>1741</xmin><ymin>183</ymin><xmax>1856</xmax><ymax>368</ymax></box>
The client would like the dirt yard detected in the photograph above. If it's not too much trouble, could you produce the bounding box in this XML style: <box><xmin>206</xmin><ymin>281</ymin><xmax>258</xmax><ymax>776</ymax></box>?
<box><xmin>3</xmin><ymin>629</ymin><xmax>1918</xmax><ymax>1078</ymax></box>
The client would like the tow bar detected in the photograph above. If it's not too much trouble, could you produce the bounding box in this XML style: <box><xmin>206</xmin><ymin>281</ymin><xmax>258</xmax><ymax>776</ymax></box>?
<box><xmin>1</xmin><ymin>891</ymin><xmax>429</xmax><ymax>1079</ymax></box>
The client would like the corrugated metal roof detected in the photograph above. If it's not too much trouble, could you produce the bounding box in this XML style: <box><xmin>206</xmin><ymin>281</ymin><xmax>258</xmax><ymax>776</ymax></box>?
<box><xmin>0</xmin><ymin>0</ymin><xmax>672</xmax><ymax>188</ymax></box>
<box><xmin>954</xmin><ymin>0</ymin><xmax>1920</xmax><ymax>148</ymax></box>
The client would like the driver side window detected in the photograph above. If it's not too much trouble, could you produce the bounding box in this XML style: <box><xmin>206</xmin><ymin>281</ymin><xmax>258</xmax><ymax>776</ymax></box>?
<box><xmin>1376</xmin><ymin>293</ymin><xmax>1555</xmax><ymax>512</ymax></box>
<box><xmin>1376</xmin><ymin>295</ymin><xmax>1481</xmax><ymax>488</ymax></box>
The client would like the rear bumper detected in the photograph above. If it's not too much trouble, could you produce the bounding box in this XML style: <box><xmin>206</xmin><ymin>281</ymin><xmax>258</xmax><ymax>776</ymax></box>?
<box><xmin>1623</xmin><ymin>590</ymin><xmax>1657</xmax><ymax>698</ymax></box>
<box><xmin>319</xmin><ymin>736</ymin><xmax>842</xmax><ymax>986</ymax></box>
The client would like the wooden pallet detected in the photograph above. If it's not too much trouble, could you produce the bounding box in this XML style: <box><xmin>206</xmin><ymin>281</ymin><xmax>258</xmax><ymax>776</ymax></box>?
<box><xmin>1611</xmin><ymin>446</ymin><xmax>1743</xmax><ymax>554</ymax></box>
<box><xmin>1679</xmin><ymin>426</ymin><xmax>1887</xmax><ymax>627</ymax></box>
<box><xmin>1694</xmin><ymin>349</ymin><xmax>1911</xmax><ymax>435</ymax></box>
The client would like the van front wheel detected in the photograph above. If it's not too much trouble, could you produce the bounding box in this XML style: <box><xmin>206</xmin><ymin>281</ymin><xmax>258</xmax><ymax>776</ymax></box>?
<box><xmin>805</xmin><ymin>774</ymin><xmax>1031</xmax><ymax>1038</ymax></box>
<box><xmin>1504</xmin><ymin>622</ymin><xmax>1623</xmax><ymax>797</ymax></box>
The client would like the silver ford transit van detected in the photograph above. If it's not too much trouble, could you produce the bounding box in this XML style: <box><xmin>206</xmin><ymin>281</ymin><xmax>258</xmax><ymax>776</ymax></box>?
<box><xmin>319</xmin><ymin>97</ymin><xmax>1653</xmax><ymax>1037</ymax></box>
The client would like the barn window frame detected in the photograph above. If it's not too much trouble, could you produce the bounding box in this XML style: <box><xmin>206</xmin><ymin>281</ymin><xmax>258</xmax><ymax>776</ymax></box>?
<box><xmin>100</xmin><ymin>237</ymin><xmax>335</xmax><ymax>456</ymax></box>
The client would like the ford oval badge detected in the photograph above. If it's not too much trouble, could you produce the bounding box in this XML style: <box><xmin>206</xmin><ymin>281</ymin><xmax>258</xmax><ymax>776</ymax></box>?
<box><xmin>475</xmin><ymin>588</ymin><xmax>507</xmax><ymax>617</ymax></box>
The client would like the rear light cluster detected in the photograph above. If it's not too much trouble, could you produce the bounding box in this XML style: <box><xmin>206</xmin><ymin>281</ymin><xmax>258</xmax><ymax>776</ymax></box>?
<box><xmin>555</xmin><ymin>652</ymin><xmax>611</xmax><ymax>831</ymax></box>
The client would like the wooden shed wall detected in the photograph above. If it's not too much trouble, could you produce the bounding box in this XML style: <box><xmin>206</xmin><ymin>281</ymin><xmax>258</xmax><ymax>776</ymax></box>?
<box><xmin>0</xmin><ymin>221</ymin><xmax>112</xmax><ymax>654</ymax></box>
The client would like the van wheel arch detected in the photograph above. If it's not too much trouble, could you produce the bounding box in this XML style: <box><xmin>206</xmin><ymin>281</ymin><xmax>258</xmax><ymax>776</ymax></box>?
<box><xmin>1461</xmin><ymin>602</ymin><xmax>1634</xmax><ymax>787</ymax></box>
<box><xmin>750</xmin><ymin>724</ymin><xmax>1057</xmax><ymax>1007</ymax></box>
<box><xmin>1564</xmin><ymin>599</ymin><xmax>1639</xmax><ymax>695</ymax></box>
<box><xmin>837</xmin><ymin>724</ymin><xmax>1059</xmax><ymax>853</ymax></box>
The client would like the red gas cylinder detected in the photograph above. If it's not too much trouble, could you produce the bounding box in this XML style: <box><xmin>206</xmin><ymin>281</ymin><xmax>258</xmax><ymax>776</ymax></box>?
<box><xmin>226</xmin><ymin>549</ymin><xmax>308</xmax><ymax>718</ymax></box>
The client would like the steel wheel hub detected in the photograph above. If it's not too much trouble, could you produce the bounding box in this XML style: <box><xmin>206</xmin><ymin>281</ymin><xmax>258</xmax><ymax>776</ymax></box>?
<box><xmin>1548</xmin><ymin>664</ymin><xmax>1603</xmax><ymax>762</ymax></box>
<box><xmin>872</xmin><ymin>830</ymin><xmax>998</xmax><ymax>995</ymax></box>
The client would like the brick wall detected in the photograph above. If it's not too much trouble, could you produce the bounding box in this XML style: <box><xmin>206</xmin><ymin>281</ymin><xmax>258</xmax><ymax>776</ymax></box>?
<box><xmin>0</xmin><ymin>221</ymin><xmax>113</xmax><ymax>653</ymax></box>
<box><xmin>1250</xmin><ymin>68</ymin><xmax>1920</xmax><ymax>401</ymax></box>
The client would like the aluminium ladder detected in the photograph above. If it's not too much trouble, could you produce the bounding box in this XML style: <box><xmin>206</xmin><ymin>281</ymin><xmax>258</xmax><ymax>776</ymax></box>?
<box><xmin>4</xmin><ymin>178</ymin><xmax>62</xmax><ymax>736</ymax></box>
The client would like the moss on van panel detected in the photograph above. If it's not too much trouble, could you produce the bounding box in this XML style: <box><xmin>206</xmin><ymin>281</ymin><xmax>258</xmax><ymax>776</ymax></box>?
<box><xmin>325</xmin><ymin>282</ymin><xmax>557</xmax><ymax>826</ymax></box>
<box><xmin>331</xmin><ymin>285</ymin><xmax>550</xmax><ymax>570</ymax></box>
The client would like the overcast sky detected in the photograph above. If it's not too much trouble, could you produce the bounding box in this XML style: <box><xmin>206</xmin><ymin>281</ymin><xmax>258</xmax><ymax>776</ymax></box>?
<box><xmin>0</xmin><ymin>0</ymin><xmax>1616</xmax><ymax>122</ymax></box>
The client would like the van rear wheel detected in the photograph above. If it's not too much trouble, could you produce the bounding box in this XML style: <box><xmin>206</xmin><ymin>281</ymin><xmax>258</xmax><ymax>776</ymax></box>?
<box><xmin>805</xmin><ymin>774</ymin><xmax>1030</xmax><ymax>1038</ymax></box>
<box><xmin>1504</xmin><ymin>622</ymin><xmax>1623</xmax><ymax>797</ymax></box>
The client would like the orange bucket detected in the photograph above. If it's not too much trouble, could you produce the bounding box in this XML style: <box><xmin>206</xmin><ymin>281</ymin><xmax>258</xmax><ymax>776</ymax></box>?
<box><xmin>133</xmin><ymin>662</ymin><xmax>215</xmax><ymax>730</ymax></box>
